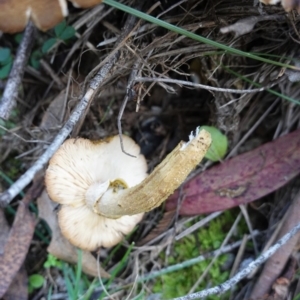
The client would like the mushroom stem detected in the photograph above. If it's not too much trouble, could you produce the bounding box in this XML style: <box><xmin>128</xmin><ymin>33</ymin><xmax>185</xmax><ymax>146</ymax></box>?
<box><xmin>95</xmin><ymin>129</ymin><xmax>211</xmax><ymax>218</ymax></box>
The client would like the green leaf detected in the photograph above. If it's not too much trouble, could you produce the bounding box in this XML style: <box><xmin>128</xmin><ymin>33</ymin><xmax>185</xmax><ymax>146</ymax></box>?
<box><xmin>54</xmin><ymin>20</ymin><xmax>67</xmax><ymax>37</ymax></box>
<box><xmin>14</xmin><ymin>33</ymin><xmax>23</xmax><ymax>44</ymax></box>
<box><xmin>0</xmin><ymin>48</ymin><xmax>11</xmax><ymax>63</ymax></box>
<box><xmin>0</xmin><ymin>59</ymin><xmax>12</xmax><ymax>79</ymax></box>
<box><xmin>29</xmin><ymin>274</ymin><xmax>44</xmax><ymax>289</ymax></box>
<box><xmin>42</xmin><ymin>38</ymin><xmax>57</xmax><ymax>53</ymax></box>
<box><xmin>43</xmin><ymin>254</ymin><xmax>63</xmax><ymax>269</ymax></box>
<box><xmin>30</xmin><ymin>50</ymin><xmax>43</xmax><ymax>69</ymax></box>
<box><xmin>59</xmin><ymin>26</ymin><xmax>75</xmax><ymax>40</ymax></box>
<box><xmin>201</xmin><ymin>126</ymin><xmax>228</xmax><ymax>162</ymax></box>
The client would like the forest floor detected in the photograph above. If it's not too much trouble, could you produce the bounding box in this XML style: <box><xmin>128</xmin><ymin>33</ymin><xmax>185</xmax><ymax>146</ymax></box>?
<box><xmin>0</xmin><ymin>1</ymin><xmax>300</xmax><ymax>299</ymax></box>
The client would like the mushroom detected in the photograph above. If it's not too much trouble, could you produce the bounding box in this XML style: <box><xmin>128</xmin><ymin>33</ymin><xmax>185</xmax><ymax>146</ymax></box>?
<box><xmin>46</xmin><ymin>129</ymin><xmax>211</xmax><ymax>251</ymax></box>
<box><xmin>45</xmin><ymin>135</ymin><xmax>147</xmax><ymax>251</ymax></box>
<box><xmin>0</xmin><ymin>0</ymin><xmax>103</xmax><ymax>33</ymax></box>
<box><xmin>259</xmin><ymin>0</ymin><xmax>300</xmax><ymax>12</ymax></box>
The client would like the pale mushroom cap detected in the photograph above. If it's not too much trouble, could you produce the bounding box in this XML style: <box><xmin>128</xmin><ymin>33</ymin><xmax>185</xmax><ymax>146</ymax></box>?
<box><xmin>0</xmin><ymin>0</ymin><xmax>103</xmax><ymax>33</ymax></box>
<box><xmin>0</xmin><ymin>0</ymin><xmax>67</xmax><ymax>33</ymax></box>
<box><xmin>58</xmin><ymin>204</ymin><xmax>144</xmax><ymax>250</ymax></box>
<box><xmin>45</xmin><ymin>135</ymin><xmax>147</xmax><ymax>249</ymax></box>
<box><xmin>45</xmin><ymin>135</ymin><xmax>148</xmax><ymax>208</ymax></box>
<box><xmin>259</xmin><ymin>0</ymin><xmax>300</xmax><ymax>11</ymax></box>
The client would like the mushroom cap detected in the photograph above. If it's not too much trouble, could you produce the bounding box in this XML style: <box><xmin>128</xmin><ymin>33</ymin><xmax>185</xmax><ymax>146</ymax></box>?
<box><xmin>0</xmin><ymin>0</ymin><xmax>68</xmax><ymax>33</ymax></box>
<box><xmin>259</xmin><ymin>0</ymin><xmax>300</xmax><ymax>11</ymax></box>
<box><xmin>46</xmin><ymin>135</ymin><xmax>148</xmax><ymax>207</ymax></box>
<box><xmin>58</xmin><ymin>204</ymin><xmax>144</xmax><ymax>250</ymax></box>
<box><xmin>281</xmin><ymin>0</ymin><xmax>300</xmax><ymax>11</ymax></box>
<box><xmin>45</xmin><ymin>135</ymin><xmax>148</xmax><ymax>250</ymax></box>
<box><xmin>0</xmin><ymin>0</ymin><xmax>103</xmax><ymax>33</ymax></box>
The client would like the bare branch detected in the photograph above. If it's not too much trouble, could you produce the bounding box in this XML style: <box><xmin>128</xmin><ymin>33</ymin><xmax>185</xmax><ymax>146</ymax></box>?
<box><xmin>172</xmin><ymin>222</ymin><xmax>300</xmax><ymax>300</ymax></box>
<box><xmin>250</xmin><ymin>191</ymin><xmax>300</xmax><ymax>298</ymax></box>
<box><xmin>0</xmin><ymin>13</ymin><xmax>139</xmax><ymax>207</ymax></box>
<box><xmin>0</xmin><ymin>22</ymin><xmax>36</xmax><ymax>119</ymax></box>
<box><xmin>117</xmin><ymin>59</ymin><xmax>141</xmax><ymax>157</ymax></box>
<box><xmin>139</xmin><ymin>230</ymin><xmax>260</xmax><ymax>282</ymax></box>
<box><xmin>135</xmin><ymin>76</ymin><xmax>281</xmax><ymax>94</ymax></box>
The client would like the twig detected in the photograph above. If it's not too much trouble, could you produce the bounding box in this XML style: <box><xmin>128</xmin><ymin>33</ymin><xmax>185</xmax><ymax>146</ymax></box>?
<box><xmin>117</xmin><ymin>59</ymin><xmax>141</xmax><ymax>157</ymax></box>
<box><xmin>172</xmin><ymin>222</ymin><xmax>300</xmax><ymax>300</ymax></box>
<box><xmin>250</xmin><ymin>191</ymin><xmax>300</xmax><ymax>298</ymax></box>
<box><xmin>226</xmin><ymin>98</ymin><xmax>280</xmax><ymax>159</ymax></box>
<box><xmin>175</xmin><ymin>211</ymin><xmax>223</xmax><ymax>241</ymax></box>
<box><xmin>188</xmin><ymin>213</ymin><xmax>243</xmax><ymax>293</ymax></box>
<box><xmin>139</xmin><ymin>230</ymin><xmax>261</xmax><ymax>282</ymax></box>
<box><xmin>0</xmin><ymin>13</ymin><xmax>139</xmax><ymax>207</ymax></box>
<box><xmin>0</xmin><ymin>22</ymin><xmax>36</xmax><ymax>120</ymax></box>
<box><xmin>135</xmin><ymin>76</ymin><xmax>281</xmax><ymax>94</ymax></box>
<box><xmin>0</xmin><ymin>89</ymin><xmax>93</xmax><ymax>207</ymax></box>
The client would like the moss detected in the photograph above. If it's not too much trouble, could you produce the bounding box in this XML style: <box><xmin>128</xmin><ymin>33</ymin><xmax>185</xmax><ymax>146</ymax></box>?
<box><xmin>153</xmin><ymin>210</ymin><xmax>246</xmax><ymax>299</ymax></box>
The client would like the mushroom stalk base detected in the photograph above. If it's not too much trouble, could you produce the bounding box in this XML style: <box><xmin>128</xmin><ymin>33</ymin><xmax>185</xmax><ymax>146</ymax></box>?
<box><xmin>95</xmin><ymin>129</ymin><xmax>211</xmax><ymax>218</ymax></box>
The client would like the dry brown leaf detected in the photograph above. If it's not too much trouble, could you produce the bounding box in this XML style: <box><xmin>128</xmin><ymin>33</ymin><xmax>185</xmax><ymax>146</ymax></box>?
<box><xmin>137</xmin><ymin>211</ymin><xmax>176</xmax><ymax>246</ymax></box>
<box><xmin>0</xmin><ymin>208</ymin><xmax>10</xmax><ymax>254</ymax></box>
<box><xmin>40</xmin><ymin>89</ymin><xmax>68</xmax><ymax>130</ymax></box>
<box><xmin>37</xmin><ymin>190</ymin><xmax>110</xmax><ymax>278</ymax></box>
<box><xmin>1</xmin><ymin>208</ymin><xmax>28</xmax><ymax>300</ymax></box>
<box><xmin>3</xmin><ymin>266</ymin><xmax>28</xmax><ymax>300</ymax></box>
<box><xmin>0</xmin><ymin>203</ymin><xmax>35</xmax><ymax>297</ymax></box>
<box><xmin>40</xmin><ymin>83</ymin><xmax>80</xmax><ymax>130</ymax></box>
<box><xmin>166</xmin><ymin>129</ymin><xmax>300</xmax><ymax>215</ymax></box>
<box><xmin>250</xmin><ymin>192</ymin><xmax>300</xmax><ymax>298</ymax></box>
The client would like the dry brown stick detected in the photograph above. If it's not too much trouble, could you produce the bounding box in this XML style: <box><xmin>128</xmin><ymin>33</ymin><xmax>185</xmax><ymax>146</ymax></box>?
<box><xmin>250</xmin><ymin>190</ymin><xmax>300</xmax><ymax>299</ymax></box>
<box><xmin>117</xmin><ymin>59</ymin><xmax>141</xmax><ymax>157</ymax></box>
<box><xmin>0</xmin><ymin>12</ymin><xmax>139</xmax><ymax>207</ymax></box>
<box><xmin>0</xmin><ymin>22</ymin><xmax>36</xmax><ymax>120</ymax></box>
<box><xmin>172</xmin><ymin>222</ymin><xmax>300</xmax><ymax>300</ymax></box>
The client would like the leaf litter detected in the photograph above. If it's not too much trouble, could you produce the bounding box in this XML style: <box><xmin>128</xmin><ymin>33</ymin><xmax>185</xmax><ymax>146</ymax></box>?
<box><xmin>0</xmin><ymin>0</ymin><xmax>300</xmax><ymax>299</ymax></box>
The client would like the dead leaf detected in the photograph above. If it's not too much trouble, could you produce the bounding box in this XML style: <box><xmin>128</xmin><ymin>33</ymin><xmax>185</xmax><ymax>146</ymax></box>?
<box><xmin>0</xmin><ymin>209</ymin><xmax>28</xmax><ymax>300</ymax></box>
<box><xmin>137</xmin><ymin>210</ymin><xmax>176</xmax><ymax>246</ymax></box>
<box><xmin>0</xmin><ymin>208</ymin><xmax>10</xmax><ymax>254</ymax></box>
<box><xmin>40</xmin><ymin>82</ymin><xmax>80</xmax><ymax>130</ymax></box>
<box><xmin>40</xmin><ymin>89</ymin><xmax>67</xmax><ymax>130</ymax></box>
<box><xmin>3</xmin><ymin>266</ymin><xmax>28</xmax><ymax>300</ymax></box>
<box><xmin>250</xmin><ymin>192</ymin><xmax>300</xmax><ymax>298</ymax></box>
<box><xmin>0</xmin><ymin>203</ymin><xmax>35</xmax><ymax>297</ymax></box>
<box><xmin>166</xmin><ymin>129</ymin><xmax>300</xmax><ymax>215</ymax></box>
<box><xmin>220</xmin><ymin>15</ymin><xmax>283</xmax><ymax>38</ymax></box>
<box><xmin>37</xmin><ymin>190</ymin><xmax>110</xmax><ymax>278</ymax></box>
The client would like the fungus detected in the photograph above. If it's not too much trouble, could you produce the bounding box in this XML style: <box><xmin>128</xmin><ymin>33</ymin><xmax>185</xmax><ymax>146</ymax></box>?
<box><xmin>45</xmin><ymin>135</ymin><xmax>147</xmax><ymax>251</ymax></box>
<box><xmin>259</xmin><ymin>0</ymin><xmax>300</xmax><ymax>12</ymax></box>
<box><xmin>45</xmin><ymin>129</ymin><xmax>211</xmax><ymax>251</ymax></box>
<box><xmin>0</xmin><ymin>0</ymin><xmax>103</xmax><ymax>33</ymax></box>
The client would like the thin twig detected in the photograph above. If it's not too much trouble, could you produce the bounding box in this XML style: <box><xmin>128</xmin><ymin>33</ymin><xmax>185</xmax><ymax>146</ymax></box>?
<box><xmin>226</xmin><ymin>98</ymin><xmax>280</xmax><ymax>158</ymax></box>
<box><xmin>135</xmin><ymin>76</ymin><xmax>281</xmax><ymax>94</ymax></box>
<box><xmin>0</xmin><ymin>22</ymin><xmax>36</xmax><ymax>119</ymax></box>
<box><xmin>0</xmin><ymin>13</ymin><xmax>139</xmax><ymax>207</ymax></box>
<box><xmin>139</xmin><ymin>230</ymin><xmax>261</xmax><ymax>282</ymax></box>
<box><xmin>172</xmin><ymin>222</ymin><xmax>300</xmax><ymax>300</ymax></box>
<box><xmin>250</xmin><ymin>191</ymin><xmax>300</xmax><ymax>298</ymax></box>
<box><xmin>189</xmin><ymin>213</ymin><xmax>243</xmax><ymax>293</ymax></box>
<box><xmin>175</xmin><ymin>211</ymin><xmax>223</xmax><ymax>241</ymax></box>
<box><xmin>0</xmin><ymin>88</ymin><xmax>93</xmax><ymax>207</ymax></box>
<box><xmin>117</xmin><ymin>59</ymin><xmax>141</xmax><ymax>157</ymax></box>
